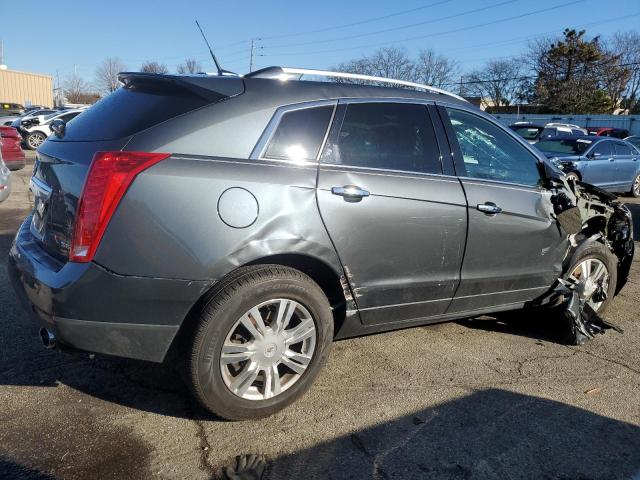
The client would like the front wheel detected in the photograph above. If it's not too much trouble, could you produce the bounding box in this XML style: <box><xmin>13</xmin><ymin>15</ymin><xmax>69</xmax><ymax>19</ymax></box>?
<box><xmin>564</xmin><ymin>172</ymin><xmax>580</xmax><ymax>184</ymax></box>
<box><xmin>25</xmin><ymin>131</ymin><xmax>46</xmax><ymax>150</ymax></box>
<box><xmin>185</xmin><ymin>265</ymin><xmax>333</xmax><ymax>420</ymax></box>
<box><xmin>629</xmin><ymin>173</ymin><xmax>640</xmax><ymax>198</ymax></box>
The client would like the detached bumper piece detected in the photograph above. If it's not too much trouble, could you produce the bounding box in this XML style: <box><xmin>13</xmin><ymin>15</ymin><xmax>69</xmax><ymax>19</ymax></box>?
<box><xmin>554</xmin><ymin>279</ymin><xmax>623</xmax><ymax>345</ymax></box>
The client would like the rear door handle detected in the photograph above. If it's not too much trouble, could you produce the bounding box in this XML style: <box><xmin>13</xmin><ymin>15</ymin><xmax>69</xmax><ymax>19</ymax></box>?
<box><xmin>331</xmin><ymin>185</ymin><xmax>370</xmax><ymax>201</ymax></box>
<box><xmin>477</xmin><ymin>202</ymin><xmax>502</xmax><ymax>215</ymax></box>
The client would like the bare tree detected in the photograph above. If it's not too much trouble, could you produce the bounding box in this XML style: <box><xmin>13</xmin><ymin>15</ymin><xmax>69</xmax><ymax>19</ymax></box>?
<box><xmin>611</xmin><ymin>31</ymin><xmax>640</xmax><ymax>112</ymax></box>
<box><xmin>464</xmin><ymin>58</ymin><xmax>525</xmax><ymax>107</ymax></box>
<box><xmin>333</xmin><ymin>47</ymin><xmax>414</xmax><ymax>86</ymax></box>
<box><xmin>177</xmin><ymin>58</ymin><xmax>202</xmax><ymax>74</ymax></box>
<box><xmin>413</xmin><ymin>49</ymin><xmax>459</xmax><ymax>88</ymax></box>
<box><xmin>140</xmin><ymin>61</ymin><xmax>169</xmax><ymax>74</ymax></box>
<box><xmin>63</xmin><ymin>74</ymin><xmax>99</xmax><ymax>104</ymax></box>
<box><xmin>95</xmin><ymin>57</ymin><xmax>127</xmax><ymax>95</ymax></box>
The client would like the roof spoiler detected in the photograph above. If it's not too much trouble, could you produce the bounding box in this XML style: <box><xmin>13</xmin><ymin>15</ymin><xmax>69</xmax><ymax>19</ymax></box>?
<box><xmin>117</xmin><ymin>72</ymin><xmax>245</xmax><ymax>102</ymax></box>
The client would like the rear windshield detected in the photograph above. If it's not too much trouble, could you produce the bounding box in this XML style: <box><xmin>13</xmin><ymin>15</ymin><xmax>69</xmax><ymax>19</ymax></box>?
<box><xmin>59</xmin><ymin>82</ymin><xmax>213</xmax><ymax>141</ymax></box>
<box><xmin>510</xmin><ymin>126</ymin><xmax>542</xmax><ymax>140</ymax></box>
<box><xmin>536</xmin><ymin>138</ymin><xmax>592</xmax><ymax>155</ymax></box>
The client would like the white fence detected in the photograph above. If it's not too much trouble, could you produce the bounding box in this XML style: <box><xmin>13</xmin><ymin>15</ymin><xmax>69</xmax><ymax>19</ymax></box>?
<box><xmin>490</xmin><ymin>114</ymin><xmax>640</xmax><ymax>136</ymax></box>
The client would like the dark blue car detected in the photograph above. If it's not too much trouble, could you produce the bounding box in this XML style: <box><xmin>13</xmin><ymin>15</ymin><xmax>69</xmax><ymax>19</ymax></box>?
<box><xmin>536</xmin><ymin>136</ymin><xmax>640</xmax><ymax>197</ymax></box>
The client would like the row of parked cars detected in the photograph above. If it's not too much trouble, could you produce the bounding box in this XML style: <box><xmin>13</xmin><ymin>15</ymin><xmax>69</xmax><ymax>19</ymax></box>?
<box><xmin>1</xmin><ymin>105</ymin><xmax>87</xmax><ymax>150</ymax></box>
<box><xmin>510</xmin><ymin>121</ymin><xmax>640</xmax><ymax>197</ymax></box>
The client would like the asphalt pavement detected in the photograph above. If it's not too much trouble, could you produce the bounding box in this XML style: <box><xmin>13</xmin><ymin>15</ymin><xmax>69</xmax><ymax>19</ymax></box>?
<box><xmin>1</xmin><ymin>151</ymin><xmax>639</xmax><ymax>480</ymax></box>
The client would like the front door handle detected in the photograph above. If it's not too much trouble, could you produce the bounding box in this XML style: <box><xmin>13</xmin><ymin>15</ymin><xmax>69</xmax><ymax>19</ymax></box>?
<box><xmin>331</xmin><ymin>185</ymin><xmax>370</xmax><ymax>201</ymax></box>
<box><xmin>477</xmin><ymin>202</ymin><xmax>502</xmax><ymax>215</ymax></box>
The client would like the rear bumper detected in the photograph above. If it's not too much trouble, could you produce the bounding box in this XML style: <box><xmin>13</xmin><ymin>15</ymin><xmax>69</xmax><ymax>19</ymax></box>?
<box><xmin>8</xmin><ymin>217</ymin><xmax>210</xmax><ymax>362</ymax></box>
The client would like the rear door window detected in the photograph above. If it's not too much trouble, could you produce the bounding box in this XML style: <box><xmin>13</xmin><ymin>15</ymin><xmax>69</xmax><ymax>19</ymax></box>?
<box><xmin>614</xmin><ymin>143</ymin><xmax>633</xmax><ymax>156</ymax></box>
<box><xmin>321</xmin><ymin>102</ymin><xmax>442</xmax><ymax>174</ymax></box>
<box><xmin>263</xmin><ymin>106</ymin><xmax>334</xmax><ymax>162</ymax></box>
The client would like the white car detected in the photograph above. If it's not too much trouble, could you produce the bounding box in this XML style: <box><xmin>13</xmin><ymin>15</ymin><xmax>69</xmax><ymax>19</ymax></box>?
<box><xmin>3</xmin><ymin>108</ymin><xmax>58</xmax><ymax>126</ymax></box>
<box><xmin>20</xmin><ymin>109</ymin><xmax>85</xmax><ymax>150</ymax></box>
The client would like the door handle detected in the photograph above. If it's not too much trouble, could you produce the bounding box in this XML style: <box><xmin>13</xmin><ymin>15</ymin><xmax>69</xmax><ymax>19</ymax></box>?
<box><xmin>477</xmin><ymin>202</ymin><xmax>502</xmax><ymax>215</ymax></box>
<box><xmin>331</xmin><ymin>185</ymin><xmax>370</xmax><ymax>201</ymax></box>
<box><xmin>609</xmin><ymin>157</ymin><xmax>615</xmax><ymax>162</ymax></box>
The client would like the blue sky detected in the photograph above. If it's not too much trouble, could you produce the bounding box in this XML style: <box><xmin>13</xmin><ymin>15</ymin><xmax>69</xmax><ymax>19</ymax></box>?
<box><xmin>3</xmin><ymin>0</ymin><xmax>639</xmax><ymax>83</ymax></box>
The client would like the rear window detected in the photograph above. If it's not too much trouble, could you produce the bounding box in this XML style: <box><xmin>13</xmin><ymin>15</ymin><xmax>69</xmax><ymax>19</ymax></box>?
<box><xmin>59</xmin><ymin>83</ymin><xmax>213</xmax><ymax>141</ymax></box>
<box><xmin>536</xmin><ymin>138</ymin><xmax>592</xmax><ymax>155</ymax></box>
<box><xmin>614</xmin><ymin>143</ymin><xmax>633</xmax><ymax>155</ymax></box>
<box><xmin>511</xmin><ymin>126</ymin><xmax>542</xmax><ymax>140</ymax></box>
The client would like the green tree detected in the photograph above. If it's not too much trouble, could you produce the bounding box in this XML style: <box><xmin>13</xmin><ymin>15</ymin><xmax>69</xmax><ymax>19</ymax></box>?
<box><xmin>532</xmin><ymin>29</ymin><xmax>621</xmax><ymax>113</ymax></box>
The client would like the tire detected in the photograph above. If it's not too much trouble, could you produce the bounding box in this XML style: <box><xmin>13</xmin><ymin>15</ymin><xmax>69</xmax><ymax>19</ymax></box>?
<box><xmin>184</xmin><ymin>265</ymin><xmax>333</xmax><ymax>420</ymax></box>
<box><xmin>25</xmin><ymin>131</ymin><xmax>46</xmax><ymax>150</ymax></box>
<box><xmin>564</xmin><ymin>241</ymin><xmax>618</xmax><ymax>316</ymax></box>
<box><xmin>564</xmin><ymin>172</ymin><xmax>580</xmax><ymax>184</ymax></box>
<box><xmin>629</xmin><ymin>173</ymin><xmax>640</xmax><ymax>198</ymax></box>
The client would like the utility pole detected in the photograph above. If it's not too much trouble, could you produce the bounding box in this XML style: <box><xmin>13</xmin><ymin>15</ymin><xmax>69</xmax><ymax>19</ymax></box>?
<box><xmin>249</xmin><ymin>39</ymin><xmax>255</xmax><ymax>72</ymax></box>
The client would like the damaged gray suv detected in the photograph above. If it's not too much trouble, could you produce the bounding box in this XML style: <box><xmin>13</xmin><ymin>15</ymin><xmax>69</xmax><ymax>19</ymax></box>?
<box><xmin>9</xmin><ymin>67</ymin><xmax>634</xmax><ymax>420</ymax></box>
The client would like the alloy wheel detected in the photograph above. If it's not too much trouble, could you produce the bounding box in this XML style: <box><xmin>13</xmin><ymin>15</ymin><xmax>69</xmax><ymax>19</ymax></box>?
<box><xmin>220</xmin><ymin>298</ymin><xmax>317</xmax><ymax>401</ymax></box>
<box><xmin>568</xmin><ymin>258</ymin><xmax>610</xmax><ymax>311</ymax></box>
<box><xmin>28</xmin><ymin>133</ymin><xmax>45</xmax><ymax>149</ymax></box>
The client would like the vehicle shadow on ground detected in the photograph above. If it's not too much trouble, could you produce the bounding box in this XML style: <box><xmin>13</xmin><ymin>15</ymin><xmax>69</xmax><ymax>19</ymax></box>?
<box><xmin>265</xmin><ymin>389</ymin><xmax>640</xmax><ymax>480</ymax></box>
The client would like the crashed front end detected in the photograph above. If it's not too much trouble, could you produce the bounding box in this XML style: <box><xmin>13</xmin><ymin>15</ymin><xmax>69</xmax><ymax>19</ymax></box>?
<box><xmin>539</xmin><ymin>174</ymin><xmax>634</xmax><ymax>343</ymax></box>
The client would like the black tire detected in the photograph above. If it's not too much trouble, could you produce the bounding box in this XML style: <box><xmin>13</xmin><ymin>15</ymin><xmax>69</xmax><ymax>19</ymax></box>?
<box><xmin>184</xmin><ymin>265</ymin><xmax>333</xmax><ymax>420</ymax></box>
<box><xmin>563</xmin><ymin>241</ymin><xmax>618</xmax><ymax>316</ymax></box>
<box><xmin>25</xmin><ymin>131</ymin><xmax>46</xmax><ymax>150</ymax></box>
<box><xmin>629</xmin><ymin>173</ymin><xmax>640</xmax><ymax>198</ymax></box>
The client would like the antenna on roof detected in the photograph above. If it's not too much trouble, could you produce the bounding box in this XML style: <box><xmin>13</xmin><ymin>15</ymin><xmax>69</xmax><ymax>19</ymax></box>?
<box><xmin>195</xmin><ymin>20</ymin><xmax>235</xmax><ymax>76</ymax></box>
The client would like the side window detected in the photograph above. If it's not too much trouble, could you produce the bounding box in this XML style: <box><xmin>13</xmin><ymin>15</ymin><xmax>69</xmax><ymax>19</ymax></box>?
<box><xmin>321</xmin><ymin>103</ymin><xmax>442</xmax><ymax>174</ymax></box>
<box><xmin>614</xmin><ymin>143</ymin><xmax>633</xmax><ymax>156</ymax></box>
<box><xmin>264</xmin><ymin>106</ymin><xmax>333</xmax><ymax>162</ymax></box>
<box><xmin>445</xmin><ymin>107</ymin><xmax>542</xmax><ymax>187</ymax></box>
<box><xmin>591</xmin><ymin>142</ymin><xmax>612</xmax><ymax>156</ymax></box>
<box><xmin>60</xmin><ymin>112</ymin><xmax>80</xmax><ymax>122</ymax></box>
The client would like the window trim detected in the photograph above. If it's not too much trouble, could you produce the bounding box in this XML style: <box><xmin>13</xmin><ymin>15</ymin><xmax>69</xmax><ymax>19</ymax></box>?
<box><xmin>251</xmin><ymin>100</ymin><xmax>337</xmax><ymax>165</ymax></box>
<box><xmin>320</xmin><ymin>98</ymin><xmax>446</xmax><ymax>176</ymax></box>
<box><xmin>439</xmin><ymin>104</ymin><xmax>546</xmax><ymax>190</ymax></box>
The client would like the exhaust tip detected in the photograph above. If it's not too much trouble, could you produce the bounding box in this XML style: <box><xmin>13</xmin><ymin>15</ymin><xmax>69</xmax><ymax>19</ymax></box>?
<box><xmin>39</xmin><ymin>328</ymin><xmax>56</xmax><ymax>349</ymax></box>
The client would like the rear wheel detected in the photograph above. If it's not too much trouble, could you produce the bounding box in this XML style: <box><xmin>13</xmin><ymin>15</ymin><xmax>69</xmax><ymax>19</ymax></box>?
<box><xmin>185</xmin><ymin>265</ymin><xmax>333</xmax><ymax>420</ymax></box>
<box><xmin>629</xmin><ymin>173</ymin><xmax>640</xmax><ymax>198</ymax></box>
<box><xmin>25</xmin><ymin>131</ymin><xmax>46</xmax><ymax>150</ymax></box>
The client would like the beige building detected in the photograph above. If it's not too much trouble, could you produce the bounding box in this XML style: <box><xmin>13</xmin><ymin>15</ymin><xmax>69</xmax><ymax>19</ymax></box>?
<box><xmin>0</xmin><ymin>68</ymin><xmax>54</xmax><ymax>108</ymax></box>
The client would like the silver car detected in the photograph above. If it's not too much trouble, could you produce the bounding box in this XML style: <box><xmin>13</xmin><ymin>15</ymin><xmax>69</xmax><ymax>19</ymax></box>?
<box><xmin>0</xmin><ymin>155</ymin><xmax>11</xmax><ymax>203</ymax></box>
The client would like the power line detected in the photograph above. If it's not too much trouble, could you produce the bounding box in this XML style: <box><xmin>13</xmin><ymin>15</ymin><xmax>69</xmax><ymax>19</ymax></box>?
<box><xmin>259</xmin><ymin>0</ymin><xmax>585</xmax><ymax>58</ymax></box>
<box><xmin>263</xmin><ymin>0</ymin><xmax>521</xmax><ymax>49</ymax></box>
<box><xmin>259</xmin><ymin>0</ymin><xmax>455</xmax><ymax>41</ymax></box>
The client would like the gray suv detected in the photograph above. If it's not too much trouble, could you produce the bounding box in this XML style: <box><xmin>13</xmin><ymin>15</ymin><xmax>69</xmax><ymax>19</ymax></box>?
<box><xmin>8</xmin><ymin>67</ymin><xmax>634</xmax><ymax>419</ymax></box>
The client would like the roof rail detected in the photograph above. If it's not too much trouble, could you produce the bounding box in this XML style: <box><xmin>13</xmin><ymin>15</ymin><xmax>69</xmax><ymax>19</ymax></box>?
<box><xmin>246</xmin><ymin>66</ymin><xmax>468</xmax><ymax>103</ymax></box>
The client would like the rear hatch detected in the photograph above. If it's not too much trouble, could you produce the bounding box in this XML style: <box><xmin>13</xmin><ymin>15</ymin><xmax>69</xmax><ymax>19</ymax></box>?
<box><xmin>31</xmin><ymin>73</ymin><xmax>244</xmax><ymax>262</ymax></box>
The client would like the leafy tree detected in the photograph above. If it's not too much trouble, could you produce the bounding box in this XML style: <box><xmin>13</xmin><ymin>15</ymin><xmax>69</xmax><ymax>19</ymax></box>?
<box><xmin>531</xmin><ymin>29</ymin><xmax>614</xmax><ymax>113</ymax></box>
<box><xmin>140</xmin><ymin>61</ymin><xmax>169</xmax><ymax>74</ymax></box>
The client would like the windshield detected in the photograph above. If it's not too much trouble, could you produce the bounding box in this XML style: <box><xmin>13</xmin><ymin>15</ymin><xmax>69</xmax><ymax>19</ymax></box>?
<box><xmin>510</xmin><ymin>126</ymin><xmax>542</xmax><ymax>140</ymax></box>
<box><xmin>536</xmin><ymin>138</ymin><xmax>592</xmax><ymax>155</ymax></box>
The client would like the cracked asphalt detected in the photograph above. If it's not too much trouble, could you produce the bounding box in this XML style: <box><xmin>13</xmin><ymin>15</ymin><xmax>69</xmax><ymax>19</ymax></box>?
<box><xmin>1</xmin><ymin>151</ymin><xmax>639</xmax><ymax>480</ymax></box>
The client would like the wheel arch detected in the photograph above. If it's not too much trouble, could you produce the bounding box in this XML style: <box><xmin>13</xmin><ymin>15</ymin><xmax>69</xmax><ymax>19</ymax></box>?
<box><xmin>166</xmin><ymin>253</ymin><xmax>351</xmax><ymax>364</ymax></box>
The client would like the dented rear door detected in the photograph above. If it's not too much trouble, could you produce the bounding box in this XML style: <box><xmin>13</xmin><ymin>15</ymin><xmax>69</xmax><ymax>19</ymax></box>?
<box><xmin>316</xmin><ymin>101</ymin><xmax>467</xmax><ymax>325</ymax></box>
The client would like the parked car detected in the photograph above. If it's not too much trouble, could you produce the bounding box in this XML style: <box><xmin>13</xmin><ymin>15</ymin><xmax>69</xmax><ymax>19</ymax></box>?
<box><xmin>509</xmin><ymin>122</ymin><xmax>545</xmax><ymax>144</ymax></box>
<box><xmin>9</xmin><ymin>68</ymin><xmax>634</xmax><ymax>420</ymax></box>
<box><xmin>0</xmin><ymin>126</ymin><xmax>26</xmax><ymax>170</ymax></box>
<box><xmin>586</xmin><ymin>127</ymin><xmax>630</xmax><ymax>138</ymax></box>
<box><xmin>535</xmin><ymin>135</ymin><xmax>640</xmax><ymax>196</ymax></box>
<box><xmin>1</xmin><ymin>102</ymin><xmax>24</xmax><ymax>116</ymax></box>
<box><xmin>0</xmin><ymin>155</ymin><xmax>11</xmax><ymax>203</ymax></box>
<box><xmin>3</xmin><ymin>108</ymin><xmax>58</xmax><ymax>127</ymax></box>
<box><xmin>540</xmin><ymin>123</ymin><xmax>588</xmax><ymax>139</ymax></box>
<box><xmin>625</xmin><ymin>136</ymin><xmax>640</xmax><ymax>149</ymax></box>
<box><xmin>17</xmin><ymin>109</ymin><xmax>85</xmax><ymax>149</ymax></box>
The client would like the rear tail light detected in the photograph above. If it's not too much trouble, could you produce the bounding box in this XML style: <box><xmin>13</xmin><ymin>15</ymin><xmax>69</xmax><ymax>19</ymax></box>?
<box><xmin>70</xmin><ymin>151</ymin><xmax>170</xmax><ymax>262</ymax></box>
